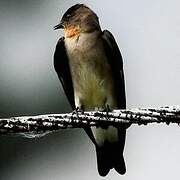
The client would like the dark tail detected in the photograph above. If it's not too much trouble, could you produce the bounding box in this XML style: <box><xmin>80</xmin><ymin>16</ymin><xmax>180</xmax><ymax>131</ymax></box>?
<box><xmin>96</xmin><ymin>128</ymin><xmax>126</xmax><ymax>176</ymax></box>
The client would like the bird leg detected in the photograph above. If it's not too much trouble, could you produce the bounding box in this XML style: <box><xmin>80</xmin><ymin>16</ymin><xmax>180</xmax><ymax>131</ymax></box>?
<box><xmin>105</xmin><ymin>104</ymin><xmax>111</xmax><ymax>120</ymax></box>
<box><xmin>98</xmin><ymin>104</ymin><xmax>111</xmax><ymax>129</ymax></box>
<box><xmin>72</xmin><ymin>106</ymin><xmax>84</xmax><ymax>120</ymax></box>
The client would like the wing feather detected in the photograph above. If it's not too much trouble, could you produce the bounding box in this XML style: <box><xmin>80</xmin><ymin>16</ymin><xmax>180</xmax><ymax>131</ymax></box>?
<box><xmin>101</xmin><ymin>30</ymin><xmax>126</xmax><ymax>109</ymax></box>
<box><xmin>54</xmin><ymin>37</ymin><xmax>75</xmax><ymax>109</ymax></box>
<box><xmin>54</xmin><ymin>37</ymin><xmax>97</xmax><ymax>145</ymax></box>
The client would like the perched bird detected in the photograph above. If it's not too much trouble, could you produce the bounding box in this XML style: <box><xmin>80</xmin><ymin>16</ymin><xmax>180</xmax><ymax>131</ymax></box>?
<box><xmin>54</xmin><ymin>4</ymin><xmax>128</xmax><ymax>176</ymax></box>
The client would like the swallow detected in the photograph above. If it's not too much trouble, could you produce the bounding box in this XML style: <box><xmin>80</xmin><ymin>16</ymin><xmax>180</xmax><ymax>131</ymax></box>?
<box><xmin>54</xmin><ymin>4</ymin><xmax>128</xmax><ymax>176</ymax></box>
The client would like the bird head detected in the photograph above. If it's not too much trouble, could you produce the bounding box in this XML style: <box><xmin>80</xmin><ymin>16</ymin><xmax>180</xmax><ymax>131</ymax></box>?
<box><xmin>54</xmin><ymin>4</ymin><xmax>101</xmax><ymax>38</ymax></box>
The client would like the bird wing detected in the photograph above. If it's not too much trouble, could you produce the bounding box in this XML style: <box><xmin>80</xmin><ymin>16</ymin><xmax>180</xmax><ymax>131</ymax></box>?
<box><xmin>101</xmin><ymin>30</ymin><xmax>126</xmax><ymax>109</ymax></box>
<box><xmin>95</xmin><ymin>30</ymin><xmax>127</xmax><ymax>176</ymax></box>
<box><xmin>54</xmin><ymin>37</ymin><xmax>75</xmax><ymax>109</ymax></box>
<box><xmin>54</xmin><ymin>36</ymin><xmax>97</xmax><ymax>145</ymax></box>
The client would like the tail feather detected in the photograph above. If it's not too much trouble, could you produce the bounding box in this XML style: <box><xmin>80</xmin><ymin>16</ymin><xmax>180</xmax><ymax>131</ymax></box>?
<box><xmin>113</xmin><ymin>144</ymin><xmax>126</xmax><ymax>175</ymax></box>
<box><xmin>96</xmin><ymin>145</ymin><xmax>111</xmax><ymax>176</ymax></box>
<box><xmin>96</xmin><ymin>128</ymin><xmax>126</xmax><ymax>176</ymax></box>
<box><xmin>115</xmin><ymin>127</ymin><xmax>126</xmax><ymax>174</ymax></box>
<box><xmin>114</xmin><ymin>155</ymin><xmax>126</xmax><ymax>175</ymax></box>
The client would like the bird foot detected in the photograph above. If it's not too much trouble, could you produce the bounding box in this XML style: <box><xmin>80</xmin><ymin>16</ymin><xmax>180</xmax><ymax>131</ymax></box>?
<box><xmin>72</xmin><ymin>106</ymin><xmax>84</xmax><ymax>120</ymax></box>
<box><xmin>99</xmin><ymin>105</ymin><xmax>112</xmax><ymax>129</ymax></box>
<box><xmin>102</xmin><ymin>104</ymin><xmax>111</xmax><ymax>119</ymax></box>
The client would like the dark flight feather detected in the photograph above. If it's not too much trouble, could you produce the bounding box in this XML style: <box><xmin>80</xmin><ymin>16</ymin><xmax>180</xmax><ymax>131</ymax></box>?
<box><xmin>102</xmin><ymin>30</ymin><xmax>126</xmax><ymax>109</ymax></box>
<box><xmin>54</xmin><ymin>37</ymin><xmax>75</xmax><ymax>109</ymax></box>
<box><xmin>54</xmin><ymin>36</ymin><xmax>97</xmax><ymax>146</ymax></box>
<box><xmin>94</xmin><ymin>30</ymin><xmax>127</xmax><ymax>176</ymax></box>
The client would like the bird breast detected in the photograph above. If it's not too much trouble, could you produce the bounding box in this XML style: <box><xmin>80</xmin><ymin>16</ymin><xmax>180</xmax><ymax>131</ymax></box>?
<box><xmin>65</xmin><ymin>31</ymin><xmax>116</xmax><ymax>109</ymax></box>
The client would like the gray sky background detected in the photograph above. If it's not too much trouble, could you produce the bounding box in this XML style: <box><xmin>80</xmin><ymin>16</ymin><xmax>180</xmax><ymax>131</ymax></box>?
<box><xmin>0</xmin><ymin>0</ymin><xmax>180</xmax><ymax>179</ymax></box>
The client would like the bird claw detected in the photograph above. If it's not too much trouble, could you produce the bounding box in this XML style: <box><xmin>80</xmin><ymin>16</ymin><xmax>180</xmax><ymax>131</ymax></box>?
<box><xmin>72</xmin><ymin>106</ymin><xmax>84</xmax><ymax>119</ymax></box>
<box><xmin>101</xmin><ymin>105</ymin><xmax>111</xmax><ymax>119</ymax></box>
<box><xmin>99</xmin><ymin>105</ymin><xmax>112</xmax><ymax>129</ymax></box>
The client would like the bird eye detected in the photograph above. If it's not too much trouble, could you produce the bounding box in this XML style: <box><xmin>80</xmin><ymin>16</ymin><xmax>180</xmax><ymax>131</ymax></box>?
<box><xmin>66</xmin><ymin>14</ymin><xmax>71</xmax><ymax>18</ymax></box>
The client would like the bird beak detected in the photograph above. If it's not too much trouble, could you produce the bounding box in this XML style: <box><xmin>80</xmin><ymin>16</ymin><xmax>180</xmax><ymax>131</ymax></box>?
<box><xmin>54</xmin><ymin>22</ymin><xmax>64</xmax><ymax>30</ymax></box>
